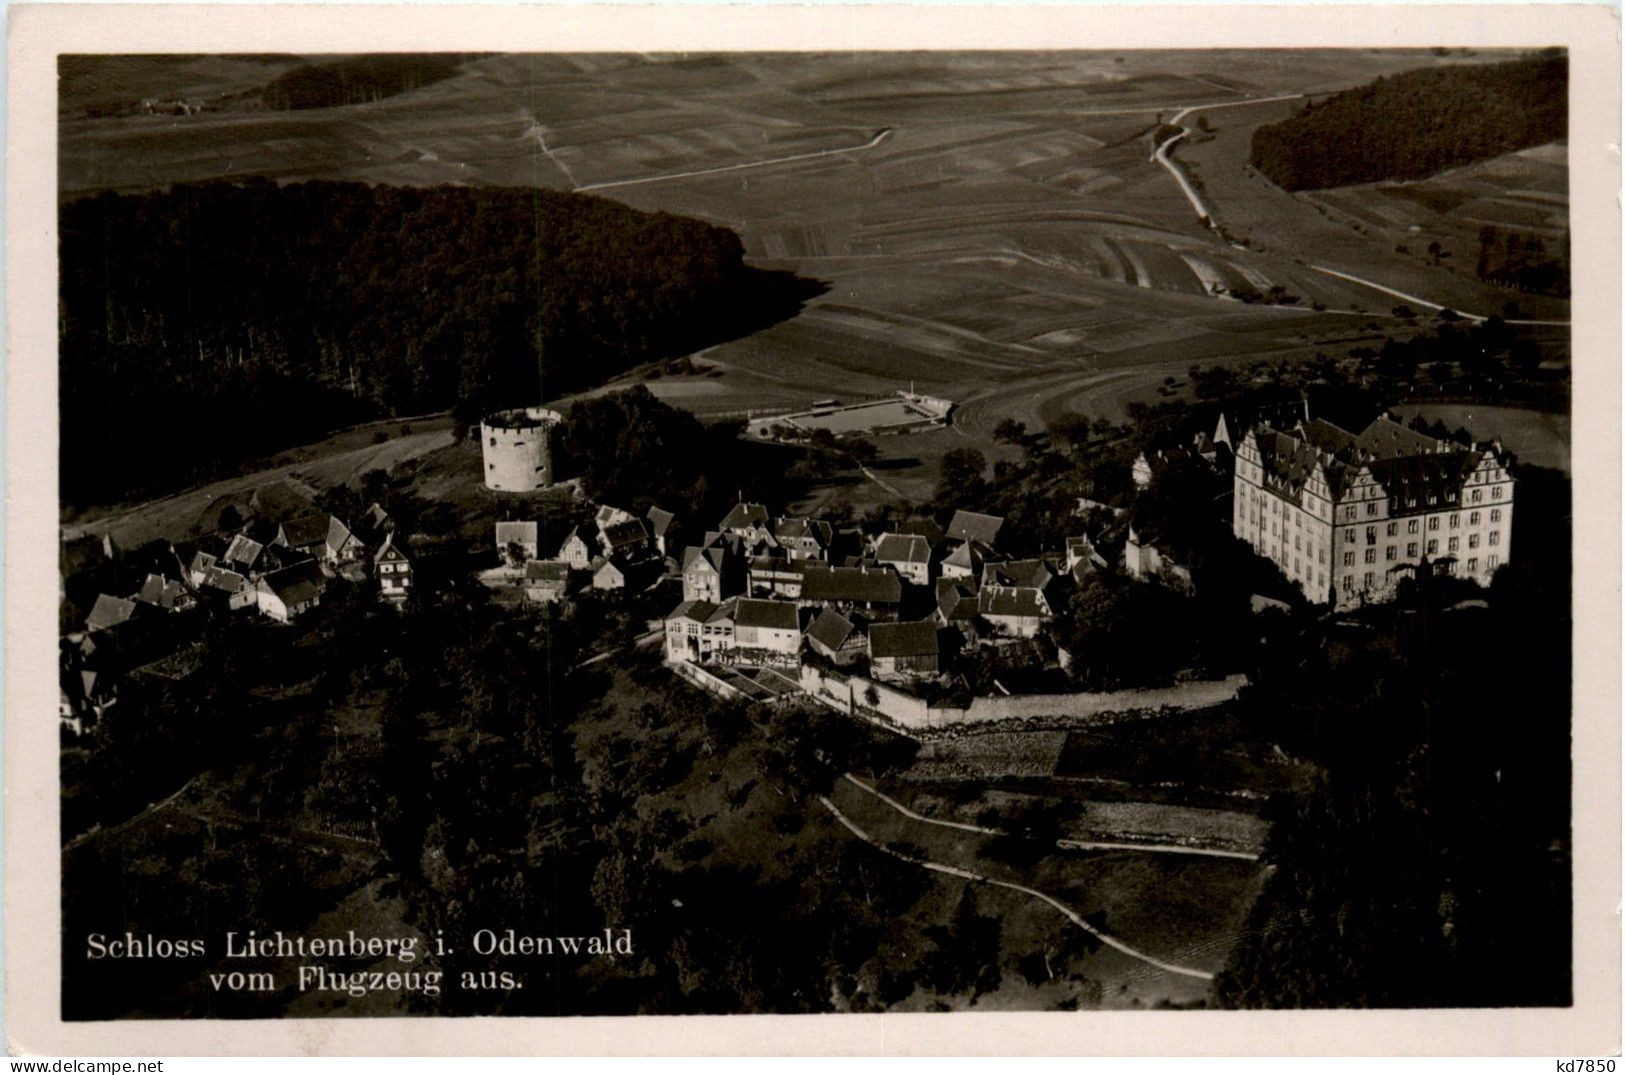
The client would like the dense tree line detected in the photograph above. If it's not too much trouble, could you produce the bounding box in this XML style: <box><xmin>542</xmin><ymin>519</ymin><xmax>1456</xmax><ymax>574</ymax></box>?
<box><xmin>1251</xmin><ymin>53</ymin><xmax>1567</xmax><ymax>190</ymax></box>
<box><xmin>59</xmin><ymin>180</ymin><xmax>818</xmax><ymax>507</ymax></box>
<box><xmin>1477</xmin><ymin>225</ymin><xmax>1569</xmax><ymax>297</ymax></box>
<box><xmin>261</xmin><ymin>55</ymin><xmax>466</xmax><ymax>110</ymax></box>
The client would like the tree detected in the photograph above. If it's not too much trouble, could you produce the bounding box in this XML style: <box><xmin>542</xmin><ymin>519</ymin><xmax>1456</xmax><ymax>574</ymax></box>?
<box><xmin>992</xmin><ymin>418</ymin><xmax>1027</xmax><ymax>446</ymax></box>
<box><xmin>934</xmin><ymin>448</ymin><xmax>987</xmax><ymax>509</ymax></box>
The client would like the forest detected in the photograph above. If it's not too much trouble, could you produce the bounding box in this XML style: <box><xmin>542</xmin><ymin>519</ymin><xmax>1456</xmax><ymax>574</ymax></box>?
<box><xmin>1250</xmin><ymin>52</ymin><xmax>1567</xmax><ymax>190</ymax></box>
<box><xmin>58</xmin><ymin>180</ymin><xmax>819</xmax><ymax>508</ymax></box>
<box><xmin>260</xmin><ymin>55</ymin><xmax>466</xmax><ymax>110</ymax></box>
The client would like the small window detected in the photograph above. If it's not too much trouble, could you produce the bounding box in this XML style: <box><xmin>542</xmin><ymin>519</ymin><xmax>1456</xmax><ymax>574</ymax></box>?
<box><xmin>1364</xmin><ymin>548</ymin><xmax>1376</xmax><ymax>564</ymax></box>
<box><xmin>1448</xmin><ymin>537</ymin><xmax>1459</xmax><ymax>552</ymax></box>
<box><xmin>1427</xmin><ymin>539</ymin><xmax>1438</xmax><ymax>555</ymax></box>
<box><xmin>1467</xmin><ymin>557</ymin><xmax>1478</xmax><ymax>573</ymax></box>
<box><xmin>1492</xmin><ymin>486</ymin><xmax>1503</xmax><ymax>500</ymax></box>
<box><xmin>1449</xmin><ymin>514</ymin><xmax>1459</xmax><ymax>529</ymax></box>
<box><xmin>1386</xmin><ymin>522</ymin><xmax>1397</xmax><ymax>537</ymax></box>
<box><xmin>1407</xmin><ymin>542</ymin><xmax>1417</xmax><ymax>558</ymax></box>
<box><xmin>1385</xmin><ymin>546</ymin><xmax>1396</xmax><ymax>561</ymax></box>
<box><xmin>1469</xmin><ymin>511</ymin><xmax>1480</xmax><ymax>526</ymax></box>
<box><xmin>489</xmin><ymin>437</ymin><xmax>497</xmax><ymax>446</ymax></box>
<box><xmin>1407</xmin><ymin>519</ymin><xmax>1419</xmax><ymax>534</ymax></box>
<box><xmin>1489</xmin><ymin>531</ymin><xmax>1501</xmax><ymax>546</ymax></box>
<box><xmin>1428</xmin><ymin>517</ymin><xmax>1440</xmax><ymax>532</ymax></box>
<box><xmin>1343</xmin><ymin>551</ymin><xmax>1354</xmax><ymax>567</ymax></box>
<box><xmin>1491</xmin><ymin>509</ymin><xmax>1502</xmax><ymax>523</ymax></box>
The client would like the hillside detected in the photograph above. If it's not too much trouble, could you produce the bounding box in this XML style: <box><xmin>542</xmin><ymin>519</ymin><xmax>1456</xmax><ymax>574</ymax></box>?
<box><xmin>59</xmin><ymin>180</ymin><xmax>818</xmax><ymax>507</ymax></box>
<box><xmin>1250</xmin><ymin>53</ymin><xmax>1567</xmax><ymax>191</ymax></box>
<box><xmin>262</xmin><ymin>55</ymin><xmax>467</xmax><ymax>111</ymax></box>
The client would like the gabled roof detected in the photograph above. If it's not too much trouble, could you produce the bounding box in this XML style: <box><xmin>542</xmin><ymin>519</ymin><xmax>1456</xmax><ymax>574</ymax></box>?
<box><xmin>705</xmin><ymin>597</ymin><xmax>740</xmax><ymax>626</ymax></box>
<box><xmin>221</xmin><ymin>533</ymin><xmax>263</xmax><ymax>569</ymax></box>
<box><xmin>946</xmin><ymin>509</ymin><xmax>1004</xmax><ymax>547</ymax></box>
<box><xmin>188</xmin><ymin>550</ymin><xmax>219</xmax><ymax>577</ymax></box>
<box><xmin>682</xmin><ymin>545</ymin><xmax>728</xmax><ymax>574</ymax></box>
<box><xmin>943</xmin><ymin>538</ymin><xmax>1001</xmax><ymax>574</ymax></box>
<box><xmin>376</xmin><ymin>532</ymin><xmax>410</xmax><ymax>562</ymax></box>
<box><xmin>719</xmin><ymin>502</ymin><xmax>770</xmax><ymax>533</ymax></box>
<box><xmin>200</xmin><ymin>566</ymin><xmax>249</xmax><ymax>595</ymax></box>
<box><xmin>733</xmin><ymin>598</ymin><xmax>801</xmax><ymax>631</ymax></box>
<box><xmin>602</xmin><ymin>520</ymin><xmax>650</xmax><ymax>550</ymax></box>
<box><xmin>646</xmin><ymin>506</ymin><xmax>676</xmax><ymax>537</ymax></box>
<box><xmin>595</xmin><ymin>505</ymin><xmax>634</xmax><ymax>528</ymax></box>
<box><xmin>361</xmin><ymin>502</ymin><xmax>392</xmax><ymax>534</ymax></box>
<box><xmin>262</xmin><ymin>561</ymin><xmax>325</xmax><ymax>606</ymax></box>
<box><xmin>135</xmin><ymin>573</ymin><xmax>188</xmax><ymax>609</ymax></box>
<box><xmin>326</xmin><ymin>515</ymin><xmax>356</xmax><ymax>550</ymax></box>
<box><xmin>978</xmin><ymin>585</ymin><xmax>1048</xmax><ymax>618</ymax></box>
<box><xmin>874</xmin><ymin>532</ymin><xmax>931</xmax><ymax>565</ymax></box>
<box><xmin>86</xmin><ymin>594</ymin><xmax>138</xmax><ymax>632</ymax></box>
<box><xmin>805</xmin><ymin>608</ymin><xmax>858</xmax><ymax>651</ymax></box>
<box><xmin>525</xmin><ymin>560</ymin><xmax>570</xmax><ymax>582</ymax></box>
<box><xmin>869</xmin><ymin>620</ymin><xmax>939</xmax><ymax>659</ymax></box>
<box><xmin>897</xmin><ymin>517</ymin><xmax>945</xmax><ymax>545</ymax></box>
<box><xmin>280</xmin><ymin>514</ymin><xmax>332</xmax><ymax>549</ymax></box>
<box><xmin>982</xmin><ymin>558</ymin><xmax>1053</xmax><ymax>591</ymax></box>
<box><xmin>667</xmin><ymin>599</ymin><xmax>718</xmax><ymax>623</ymax></box>
<box><xmin>798</xmin><ymin>564</ymin><xmax>902</xmax><ymax>605</ymax></box>
<box><xmin>495</xmin><ymin>520</ymin><xmax>539</xmax><ymax>547</ymax></box>
<box><xmin>774</xmin><ymin>517</ymin><xmax>832</xmax><ymax>546</ymax></box>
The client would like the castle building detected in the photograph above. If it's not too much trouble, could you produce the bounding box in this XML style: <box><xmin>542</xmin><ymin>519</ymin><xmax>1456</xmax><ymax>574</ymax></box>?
<box><xmin>480</xmin><ymin>407</ymin><xmax>562</xmax><ymax>492</ymax></box>
<box><xmin>1233</xmin><ymin>416</ymin><xmax>1513</xmax><ymax>609</ymax></box>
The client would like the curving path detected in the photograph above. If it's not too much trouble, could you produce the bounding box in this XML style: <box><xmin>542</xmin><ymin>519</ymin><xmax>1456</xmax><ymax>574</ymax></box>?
<box><xmin>842</xmin><ymin>772</ymin><xmax>1259</xmax><ymax>861</ymax></box>
<box><xmin>577</xmin><ymin>128</ymin><xmax>893</xmax><ymax>192</ymax></box>
<box><xmin>817</xmin><ymin>794</ymin><xmax>1215</xmax><ymax>982</ymax></box>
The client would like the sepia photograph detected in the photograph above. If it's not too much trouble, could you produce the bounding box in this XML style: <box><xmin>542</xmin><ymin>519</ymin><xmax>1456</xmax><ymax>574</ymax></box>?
<box><xmin>7</xmin><ymin>1</ymin><xmax>1620</xmax><ymax>1058</ymax></box>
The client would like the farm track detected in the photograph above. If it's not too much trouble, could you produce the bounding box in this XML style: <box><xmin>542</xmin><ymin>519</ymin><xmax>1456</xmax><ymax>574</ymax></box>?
<box><xmin>843</xmin><ymin>773</ymin><xmax>1260</xmax><ymax>861</ymax></box>
<box><xmin>576</xmin><ymin>127</ymin><xmax>892</xmax><ymax>191</ymax></box>
<box><xmin>817</xmin><ymin>793</ymin><xmax>1216</xmax><ymax>982</ymax></box>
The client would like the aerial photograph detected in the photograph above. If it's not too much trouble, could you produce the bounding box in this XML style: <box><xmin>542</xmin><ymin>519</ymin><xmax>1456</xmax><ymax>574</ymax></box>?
<box><xmin>56</xmin><ymin>48</ymin><xmax>1571</xmax><ymax>1018</ymax></box>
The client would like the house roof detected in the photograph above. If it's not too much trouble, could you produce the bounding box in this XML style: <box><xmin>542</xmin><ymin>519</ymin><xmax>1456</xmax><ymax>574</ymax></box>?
<box><xmin>667</xmin><ymin>599</ymin><xmax>718</xmax><ymax>623</ymax></box>
<box><xmin>874</xmin><ymin>532</ymin><xmax>931</xmax><ymax>565</ymax></box>
<box><xmin>280</xmin><ymin>514</ymin><xmax>333</xmax><ymax>549</ymax></box>
<box><xmin>869</xmin><ymin>620</ymin><xmax>939</xmax><ymax>659</ymax></box>
<box><xmin>262</xmin><ymin>562</ymin><xmax>325</xmax><ymax>607</ymax></box>
<box><xmin>733</xmin><ymin>598</ymin><xmax>801</xmax><ymax>631</ymax></box>
<box><xmin>978</xmin><ymin>585</ymin><xmax>1048</xmax><ymax>618</ymax></box>
<box><xmin>86</xmin><ymin>594</ymin><xmax>138</xmax><ymax>632</ymax></box>
<box><xmin>595</xmin><ymin>505</ymin><xmax>634</xmax><ymax>528</ymax></box>
<box><xmin>326</xmin><ymin>515</ymin><xmax>355</xmax><ymax>551</ymax></box>
<box><xmin>222</xmin><ymin>534</ymin><xmax>264</xmax><ymax>569</ymax></box>
<box><xmin>188</xmin><ymin>550</ymin><xmax>219</xmax><ymax>577</ymax></box>
<box><xmin>897</xmin><ymin>517</ymin><xmax>945</xmax><ymax>545</ymax></box>
<box><xmin>936</xmin><ymin>577</ymin><xmax>977</xmax><ymax>618</ymax></box>
<box><xmin>705</xmin><ymin>597</ymin><xmax>740</xmax><ymax>625</ymax></box>
<box><xmin>135</xmin><ymin>573</ymin><xmax>189</xmax><ymax>609</ymax></box>
<box><xmin>719</xmin><ymin>502</ymin><xmax>769</xmax><ymax>532</ymax></box>
<box><xmin>376</xmin><ymin>532</ymin><xmax>410</xmax><ymax>562</ymax></box>
<box><xmin>943</xmin><ymin>538</ymin><xmax>1001</xmax><ymax>573</ymax></box>
<box><xmin>946</xmin><ymin>509</ymin><xmax>1004</xmax><ymax>547</ymax></box>
<box><xmin>525</xmin><ymin>560</ymin><xmax>570</xmax><ymax>582</ymax></box>
<box><xmin>805</xmin><ymin>608</ymin><xmax>858</xmax><ymax>651</ymax></box>
<box><xmin>682</xmin><ymin>545</ymin><xmax>728</xmax><ymax>574</ymax></box>
<box><xmin>496</xmin><ymin>520</ymin><xmax>539</xmax><ymax>547</ymax></box>
<box><xmin>983</xmin><ymin>558</ymin><xmax>1053</xmax><ymax>591</ymax></box>
<box><xmin>774</xmin><ymin>517</ymin><xmax>832</xmax><ymax>546</ymax></box>
<box><xmin>602</xmin><ymin>520</ymin><xmax>650</xmax><ymax>550</ymax></box>
<box><xmin>200</xmin><ymin>566</ymin><xmax>249</xmax><ymax>595</ymax></box>
<box><xmin>798</xmin><ymin>564</ymin><xmax>902</xmax><ymax>605</ymax></box>
<box><xmin>646</xmin><ymin>506</ymin><xmax>676</xmax><ymax>536</ymax></box>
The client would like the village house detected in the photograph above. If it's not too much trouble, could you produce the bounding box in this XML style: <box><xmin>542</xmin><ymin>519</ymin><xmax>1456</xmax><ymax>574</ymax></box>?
<box><xmin>868</xmin><ymin>620</ymin><xmax>941</xmax><ymax>680</ymax></box>
<box><xmin>591</xmin><ymin>556</ymin><xmax>627</xmax><ymax>591</ymax></box>
<box><xmin>495</xmin><ymin>520</ymin><xmax>540</xmax><ymax>565</ymax></box>
<box><xmin>255</xmin><ymin>561</ymin><xmax>326</xmax><ymax>623</ymax></box>
<box><xmin>725</xmin><ymin>598</ymin><xmax>803</xmax><ymax>665</ymax></box>
<box><xmin>976</xmin><ymin>585</ymin><xmax>1051</xmax><ymax>638</ymax></box>
<box><xmin>1065</xmin><ymin>535</ymin><xmax>1109</xmax><ymax>575</ymax></box>
<box><xmin>1123</xmin><ymin>527</ymin><xmax>1192</xmax><ymax>590</ymax></box>
<box><xmin>945</xmin><ymin>509</ymin><xmax>1005</xmax><ymax>549</ymax></box>
<box><xmin>773</xmin><ymin>517</ymin><xmax>833</xmax><ymax>561</ymax></box>
<box><xmin>940</xmin><ymin>538</ymin><xmax>1002</xmax><ymax>581</ymax></box>
<box><xmin>374</xmin><ymin>533</ymin><xmax>413</xmax><ymax>604</ymax></box>
<box><xmin>935</xmin><ymin>577</ymin><xmax>981</xmax><ymax>629</ymax></box>
<box><xmin>718</xmin><ymin>502</ymin><xmax>773</xmax><ymax>546</ymax></box>
<box><xmin>275</xmin><ymin>514</ymin><xmax>364</xmax><ymax>567</ymax></box>
<box><xmin>747</xmin><ymin>554</ymin><xmax>805</xmax><ymax>599</ymax></box>
<box><xmin>873</xmin><ymin>532</ymin><xmax>933</xmax><ymax>585</ymax></box>
<box><xmin>681</xmin><ymin>544</ymin><xmax>741</xmax><ymax>603</ymax></box>
<box><xmin>556</xmin><ymin>526</ymin><xmax>598</xmax><ymax>571</ymax></box>
<box><xmin>220</xmin><ymin>533</ymin><xmax>266</xmax><ymax>576</ymax></box>
<box><xmin>595</xmin><ymin>505</ymin><xmax>636</xmax><ymax>532</ymax></box>
<box><xmin>524</xmin><ymin>559</ymin><xmax>570</xmax><ymax>603</ymax></box>
<box><xmin>803</xmin><ymin>607</ymin><xmax>866</xmax><ymax>666</ymax></box>
<box><xmin>353</xmin><ymin>502</ymin><xmax>394</xmax><ymax>549</ymax></box>
<box><xmin>134</xmin><ymin>572</ymin><xmax>196</xmax><ymax>613</ymax></box>
<box><xmin>797</xmin><ymin>563</ymin><xmax>904</xmax><ymax>619</ymax></box>
<box><xmin>199</xmin><ymin>565</ymin><xmax>256</xmax><ymax>610</ymax></box>
<box><xmin>85</xmin><ymin>594</ymin><xmax>139</xmax><ymax>634</ymax></box>
<box><xmin>60</xmin><ymin>664</ymin><xmax>116</xmax><ymax>737</ymax></box>
<box><xmin>599</xmin><ymin>519</ymin><xmax>654</xmax><ymax>561</ymax></box>
<box><xmin>664</xmin><ymin>599</ymin><xmax>717</xmax><ymax>663</ymax></box>
<box><xmin>645</xmin><ymin>506</ymin><xmax>678</xmax><ymax>556</ymax></box>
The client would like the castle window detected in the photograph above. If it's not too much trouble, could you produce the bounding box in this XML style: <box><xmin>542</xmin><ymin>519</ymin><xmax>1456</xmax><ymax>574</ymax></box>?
<box><xmin>1492</xmin><ymin>486</ymin><xmax>1503</xmax><ymax>500</ymax></box>
<box><xmin>1386</xmin><ymin>522</ymin><xmax>1397</xmax><ymax>537</ymax></box>
<box><xmin>1366</xmin><ymin>527</ymin><xmax>1376</xmax><ymax>545</ymax></box>
<box><xmin>1407</xmin><ymin>542</ymin><xmax>1417</xmax><ymax>558</ymax></box>
<box><xmin>1385</xmin><ymin>546</ymin><xmax>1396</xmax><ymax>561</ymax></box>
<box><xmin>1471</xmin><ymin>489</ymin><xmax>1482</xmax><ymax>504</ymax></box>
<box><xmin>1365</xmin><ymin>502</ymin><xmax>1377</xmax><ymax>517</ymax></box>
<box><xmin>1428</xmin><ymin>517</ymin><xmax>1440</xmax><ymax>532</ymax></box>
<box><xmin>1344</xmin><ymin>529</ymin><xmax>1355</xmax><ymax>542</ymax></box>
<box><xmin>1448</xmin><ymin>537</ymin><xmax>1459</xmax><ymax>552</ymax></box>
<box><xmin>1449</xmin><ymin>514</ymin><xmax>1459</xmax><ymax>529</ymax></box>
<box><xmin>1489</xmin><ymin>531</ymin><xmax>1501</xmax><ymax>546</ymax></box>
<box><xmin>1468</xmin><ymin>557</ymin><xmax>1478</xmax><ymax>573</ymax></box>
<box><xmin>1489</xmin><ymin>555</ymin><xmax>1499</xmax><ymax>569</ymax></box>
<box><xmin>1364</xmin><ymin>549</ymin><xmax>1376</xmax><ymax>564</ymax></box>
<box><xmin>1407</xmin><ymin>519</ymin><xmax>1419</xmax><ymax>534</ymax></box>
<box><xmin>1427</xmin><ymin>539</ymin><xmax>1438</xmax><ymax>555</ymax></box>
<box><xmin>1363</xmin><ymin>572</ymin><xmax>1374</xmax><ymax>589</ymax></box>
<box><xmin>1491</xmin><ymin>509</ymin><xmax>1502</xmax><ymax>523</ymax></box>
<box><xmin>1343</xmin><ymin>551</ymin><xmax>1354</xmax><ymax>567</ymax></box>
<box><xmin>489</xmin><ymin>438</ymin><xmax>496</xmax><ymax>446</ymax></box>
<box><xmin>1469</xmin><ymin>534</ymin><xmax>1480</xmax><ymax>549</ymax></box>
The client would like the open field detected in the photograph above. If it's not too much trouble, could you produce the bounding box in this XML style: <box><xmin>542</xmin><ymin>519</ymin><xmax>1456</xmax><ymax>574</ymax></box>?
<box><xmin>62</xmin><ymin>49</ymin><xmax>1566</xmax><ymax>505</ymax></box>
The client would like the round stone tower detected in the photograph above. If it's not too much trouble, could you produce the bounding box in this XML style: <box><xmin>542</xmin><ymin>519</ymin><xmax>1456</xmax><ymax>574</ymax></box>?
<box><xmin>480</xmin><ymin>407</ymin><xmax>562</xmax><ymax>492</ymax></box>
